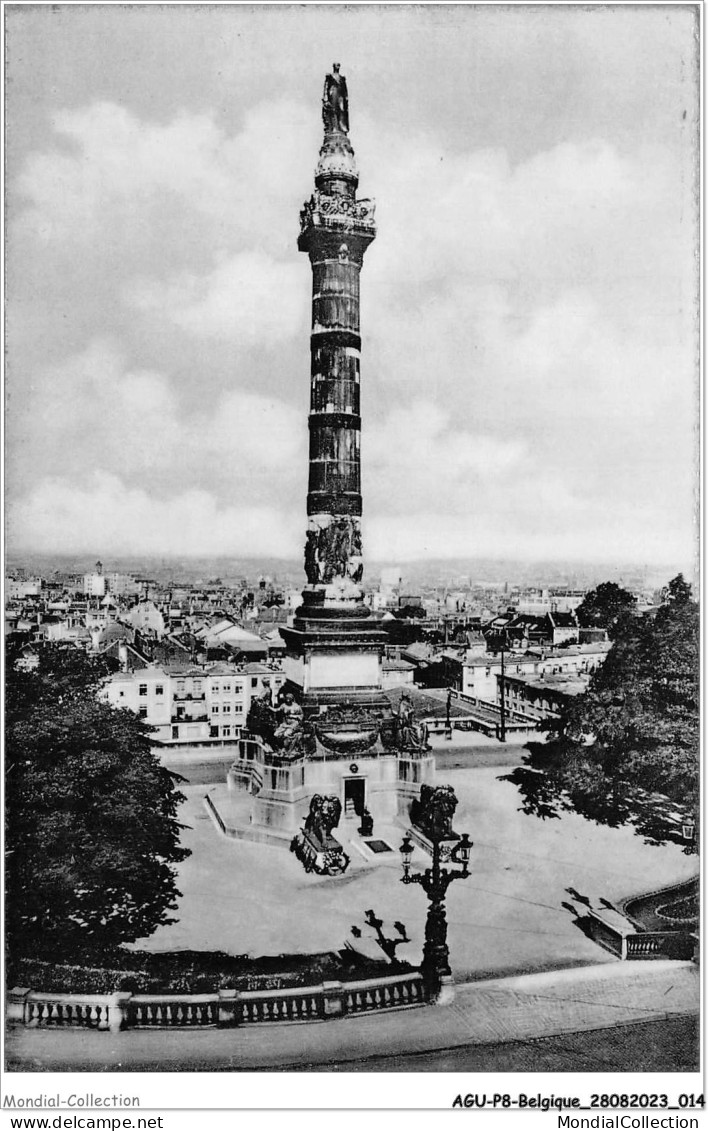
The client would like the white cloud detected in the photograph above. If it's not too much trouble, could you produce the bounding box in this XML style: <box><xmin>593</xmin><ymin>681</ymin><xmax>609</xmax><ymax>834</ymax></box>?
<box><xmin>14</xmin><ymin>98</ymin><xmax>315</xmax><ymax>249</ymax></box>
<box><xmin>7</xmin><ymin>81</ymin><xmax>697</xmax><ymax>566</ymax></box>
<box><xmin>128</xmin><ymin>252</ymin><xmax>307</xmax><ymax>342</ymax></box>
<box><xmin>9</xmin><ymin>473</ymin><xmax>302</xmax><ymax>559</ymax></box>
<box><xmin>365</xmin><ymin>400</ymin><xmax>526</xmax><ymax>513</ymax></box>
<box><xmin>365</xmin><ymin>491</ymin><xmax>695</xmax><ymax>568</ymax></box>
<box><xmin>8</xmin><ymin>338</ymin><xmax>306</xmax><ymax>500</ymax></box>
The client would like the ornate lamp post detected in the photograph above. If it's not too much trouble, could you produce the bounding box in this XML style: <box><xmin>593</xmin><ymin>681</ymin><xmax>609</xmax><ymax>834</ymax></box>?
<box><xmin>682</xmin><ymin>817</ymin><xmax>696</xmax><ymax>855</ymax></box>
<box><xmin>682</xmin><ymin>818</ymin><xmax>696</xmax><ymax>842</ymax></box>
<box><xmin>399</xmin><ymin>828</ymin><xmax>473</xmax><ymax>1003</ymax></box>
<box><xmin>496</xmin><ymin>629</ymin><xmax>508</xmax><ymax>743</ymax></box>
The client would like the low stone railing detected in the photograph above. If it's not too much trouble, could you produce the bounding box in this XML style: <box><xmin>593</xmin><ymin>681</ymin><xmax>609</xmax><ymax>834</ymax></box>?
<box><xmin>624</xmin><ymin>932</ymin><xmax>694</xmax><ymax>961</ymax></box>
<box><xmin>7</xmin><ymin>990</ymin><xmax>123</xmax><ymax>1032</ymax></box>
<box><xmin>7</xmin><ymin>972</ymin><xmax>426</xmax><ymax>1032</ymax></box>
<box><xmin>587</xmin><ymin>910</ymin><xmax>694</xmax><ymax>961</ymax></box>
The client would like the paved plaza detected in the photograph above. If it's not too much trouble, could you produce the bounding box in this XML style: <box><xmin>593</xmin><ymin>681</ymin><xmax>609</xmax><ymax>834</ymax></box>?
<box><xmin>6</xmin><ymin>758</ymin><xmax>699</xmax><ymax>1074</ymax></box>
<box><xmin>134</xmin><ymin>763</ymin><xmax>697</xmax><ymax>981</ymax></box>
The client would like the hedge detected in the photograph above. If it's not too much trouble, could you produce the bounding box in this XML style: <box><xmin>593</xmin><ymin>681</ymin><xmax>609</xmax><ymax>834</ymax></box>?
<box><xmin>8</xmin><ymin>947</ymin><xmax>411</xmax><ymax>994</ymax></box>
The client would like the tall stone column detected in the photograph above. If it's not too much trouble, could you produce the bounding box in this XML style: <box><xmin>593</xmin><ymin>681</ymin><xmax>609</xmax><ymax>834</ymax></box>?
<box><xmin>299</xmin><ymin>65</ymin><xmax>375</xmax><ymax>597</ymax></box>
<box><xmin>282</xmin><ymin>64</ymin><xmax>388</xmax><ymax>725</ymax></box>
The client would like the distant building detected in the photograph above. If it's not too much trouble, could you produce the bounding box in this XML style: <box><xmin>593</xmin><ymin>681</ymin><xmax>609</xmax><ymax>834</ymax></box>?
<box><xmin>125</xmin><ymin>599</ymin><xmax>166</xmax><ymax>638</ymax></box>
<box><xmin>381</xmin><ymin>656</ymin><xmax>415</xmax><ymax>689</ymax></box>
<box><xmin>83</xmin><ymin>570</ymin><xmax>106</xmax><ymax>598</ymax></box>
<box><xmin>498</xmin><ymin>610</ymin><xmax>580</xmax><ymax>649</ymax></box>
<box><xmin>104</xmin><ymin>661</ymin><xmax>286</xmax><ymax>748</ymax></box>
<box><xmin>105</xmin><ymin>572</ymin><xmax>140</xmax><ymax>597</ymax></box>
<box><xmin>6</xmin><ymin>578</ymin><xmax>43</xmax><ymax>599</ymax></box>
<box><xmin>498</xmin><ymin>670</ymin><xmax>589</xmax><ymax>721</ymax></box>
<box><xmin>196</xmin><ymin>617</ymin><xmax>269</xmax><ymax>660</ymax></box>
<box><xmin>461</xmin><ymin>641</ymin><xmax>610</xmax><ymax>704</ymax></box>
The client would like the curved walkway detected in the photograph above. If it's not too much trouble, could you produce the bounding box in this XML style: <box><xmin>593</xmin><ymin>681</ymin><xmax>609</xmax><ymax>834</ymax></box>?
<box><xmin>6</xmin><ymin>960</ymin><xmax>698</xmax><ymax>1072</ymax></box>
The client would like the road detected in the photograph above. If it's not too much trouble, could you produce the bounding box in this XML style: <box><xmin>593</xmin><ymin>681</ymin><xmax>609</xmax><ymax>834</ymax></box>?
<box><xmin>304</xmin><ymin>1015</ymin><xmax>700</xmax><ymax>1073</ymax></box>
<box><xmin>5</xmin><ymin>1015</ymin><xmax>697</xmax><ymax>1074</ymax></box>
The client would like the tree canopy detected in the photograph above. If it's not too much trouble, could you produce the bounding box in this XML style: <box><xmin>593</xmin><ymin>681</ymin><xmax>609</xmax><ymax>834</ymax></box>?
<box><xmin>6</xmin><ymin>646</ymin><xmax>189</xmax><ymax>958</ymax></box>
<box><xmin>503</xmin><ymin>575</ymin><xmax>699</xmax><ymax>848</ymax></box>
<box><xmin>575</xmin><ymin>581</ymin><xmax>636</xmax><ymax>637</ymax></box>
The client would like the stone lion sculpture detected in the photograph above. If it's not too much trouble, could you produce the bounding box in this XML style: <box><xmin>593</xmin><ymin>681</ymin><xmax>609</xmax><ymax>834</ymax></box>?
<box><xmin>304</xmin><ymin>794</ymin><xmax>342</xmax><ymax>842</ymax></box>
<box><xmin>291</xmin><ymin>793</ymin><xmax>349</xmax><ymax>876</ymax></box>
<box><xmin>410</xmin><ymin>783</ymin><xmax>458</xmax><ymax>843</ymax></box>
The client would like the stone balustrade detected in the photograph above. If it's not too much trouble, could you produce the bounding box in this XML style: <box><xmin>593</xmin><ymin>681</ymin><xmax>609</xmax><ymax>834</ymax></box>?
<box><xmin>586</xmin><ymin>911</ymin><xmax>694</xmax><ymax>961</ymax></box>
<box><xmin>624</xmin><ymin>932</ymin><xmax>693</xmax><ymax>960</ymax></box>
<box><xmin>127</xmin><ymin>993</ymin><xmax>219</xmax><ymax>1028</ymax></box>
<box><xmin>7</xmin><ymin>971</ymin><xmax>426</xmax><ymax>1032</ymax></box>
<box><xmin>7</xmin><ymin>989</ymin><xmax>126</xmax><ymax>1032</ymax></box>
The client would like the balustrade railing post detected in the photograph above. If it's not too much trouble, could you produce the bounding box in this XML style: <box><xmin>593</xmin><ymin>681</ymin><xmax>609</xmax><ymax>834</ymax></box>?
<box><xmin>218</xmin><ymin>988</ymin><xmax>241</xmax><ymax>1027</ymax></box>
<box><xmin>109</xmin><ymin>992</ymin><xmax>132</xmax><ymax>1033</ymax></box>
<box><xmin>321</xmin><ymin>980</ymin><xmax>346</xmax><ymax>1017</ymax></box>
<box><xmin>7</xmin><ymin>987</ymin><xmax>31</xmax><ymax>1025</ymax></box>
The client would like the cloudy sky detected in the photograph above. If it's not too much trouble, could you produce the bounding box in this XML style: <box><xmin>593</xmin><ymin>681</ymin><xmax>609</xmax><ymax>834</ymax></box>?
<box><xmin>5</xmin><ymin>3</ymin><xmax>699</xmax><ymax>569</ymax></box>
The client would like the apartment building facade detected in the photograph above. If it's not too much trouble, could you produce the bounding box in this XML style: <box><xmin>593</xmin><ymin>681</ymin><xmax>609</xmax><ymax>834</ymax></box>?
<box><xmin>104</xmin><ymin>662</ymin><xmax>286</xmax><ymax>748</ymax></box>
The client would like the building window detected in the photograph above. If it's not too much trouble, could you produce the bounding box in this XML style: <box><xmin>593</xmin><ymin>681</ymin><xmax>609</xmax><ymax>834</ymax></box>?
<box><xmin>234</xmin><ymin>704</ymin><xmax>243</xmax><ymax>714</ymax></box>
<box><xmin>119</xmin><ymin>691</ymin><xmax>125</xmax><ymax>698</ymax></box>
<box><xmin>194</xmin><ymin>681</ymin><xmax>202</xmax><ymax>693</ymax></box>
<box><xmin>139</xmin><ymin>684</ymin><xmax>148</xmax><ymax>696</ymax></box>
<box><xmin>212</xmin><ymin>683</ymin><xmax>220</xmax><ymax>694</ymax></box>
<box><xmin>222</xmin><ymin>683</ymin><xmax>231</xmax><ymax>693</ymax></box>
<box><xmin>172</xmin><ymin>725</ymin><xmax>179</xmax><ymax>739</ymax></box>
<box><xmin>234</xmin><ymin>684</ymin><xmax>243</xmax><ymax>695</ymax></box>
<box><xmin>155</xmin><ymin>685</ymin><xmax>164</xmax><ymax>696</ymax></box>
<box><xmin>210</xmin><ymin>726</ymin><xmax>219</xmax><ymax>738</ymax></box>
<box><xmin>211</xmin><ymin>705</ymin><xmax>219</xmax><ymax>714</ymax></box>
<box><xmin>222</xmin><ymin>726</ymin><xmax>231</xmax><ymax>737</ymax></box>
<box><xmin>139</xmin><ymin>706</ymin><xmax>148</xmax><ymax>718</ymax></box>
<box><xmin>251</xmin><ymin>678</ymin><xmax>258</xmax><ymax>689</ymax></box>
<box><xmin>223</xmin><ymin>704</ymin><xmax>231</xmax><ymax>714</ymax></box>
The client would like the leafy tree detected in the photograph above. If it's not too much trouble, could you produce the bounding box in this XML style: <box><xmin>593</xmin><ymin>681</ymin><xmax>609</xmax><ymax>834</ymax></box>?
<box><xmin>6</xmin><ymin>646</ymin><xmax>189</xmax><ymax>958</ymax></box>
<box><xmin>503</xmin><ymin>576</ymin><xmax>699</xmax><ymax>848</ymax></box>
<box><xmin>576</xmin><ymin>581</ymin><xmax>636</xmax><ymax>638</ymax></box>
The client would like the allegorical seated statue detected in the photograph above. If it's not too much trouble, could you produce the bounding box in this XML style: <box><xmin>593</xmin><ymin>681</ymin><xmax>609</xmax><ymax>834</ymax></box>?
<box><xmin>246</xmin><ymin>689</ymin><xmax>277</xmax><ymax>746</ymax></box>
<box><xmin>247</xmin><ymin>689</ymin><xmax>304</xmax><ymax>752</ymax></box>
<box><xmin>273</xmin><ymin>692</ymin><xmax>304</xmax><ymax>752</ymax></box>
<box><xmin>410</xmin><ymin>783</ymin><xmax>459</xmax><ymax>843</ymax></box>
<box><xmin>322</xmin><ymin>62</ymin><xmax>349</xmax><ymax>133</ymax></box>
<box><xmin>394</xmin><ymin>692</ymin><xmax>430</xmax><ymax>752</ymax></box>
